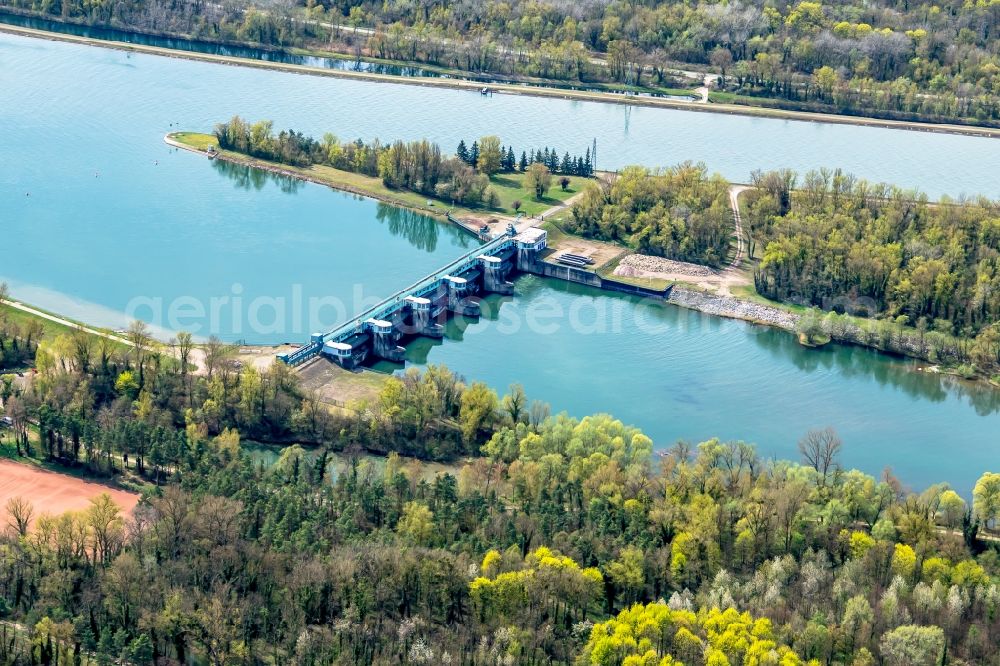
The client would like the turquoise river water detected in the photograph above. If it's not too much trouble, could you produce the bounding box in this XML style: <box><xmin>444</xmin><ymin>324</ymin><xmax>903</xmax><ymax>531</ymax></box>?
<box><xmin>1</xmin><ymin>31</ymin><xmax>998</xmax><ymax>492</ymax></box>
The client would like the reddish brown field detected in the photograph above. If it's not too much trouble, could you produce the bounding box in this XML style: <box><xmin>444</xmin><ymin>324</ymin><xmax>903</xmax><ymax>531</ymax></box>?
<box><xmin>0</xmin><ymin>459</ymin><xmax>140</xmax><ymax>523</ymax></box>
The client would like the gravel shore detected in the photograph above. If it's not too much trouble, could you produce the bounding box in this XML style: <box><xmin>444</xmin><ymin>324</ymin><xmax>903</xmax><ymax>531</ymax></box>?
<box><xmin>667</xmin><ymin>287</ymin><xmax>800</xmax><ymax>330</ymax></box>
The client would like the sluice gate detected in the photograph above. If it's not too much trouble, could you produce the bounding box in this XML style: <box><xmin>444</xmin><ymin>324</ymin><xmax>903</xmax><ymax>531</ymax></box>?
<box><xmin>279</xmin><ymin>227</ymin><xmax>547</xmax><ymax>369</ymax></box>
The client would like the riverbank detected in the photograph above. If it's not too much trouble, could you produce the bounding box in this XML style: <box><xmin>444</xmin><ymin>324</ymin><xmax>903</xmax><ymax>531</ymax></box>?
<box><xmin>667</xmin><ymin>286</ymin><xmax>799</xmax><ymax>330</ymax></box>
<box><xmin>606</xmin><ymin>247</ymin><xmax>1000</xmax><ymax>387</ymax></box>
<box><xmin>7</xmin><ymin>23</ymin><xmax>1000</xmax><ymax>140</ymax></box>
<box><xmin>670</xmin><ymin>280</ymin><xmax>999</xmax><ymax>385</ymax></box>
<box><xmin>167</xmin><ymin>131</ymin><xmax>586</xmax><ymax>224</ymax></box>
<box><xmin>165</xmin><ymin>132</ymin><xmax>466</xmax><ymax>221</ymax></box>
<box><xmin>0</xmin><ymin>292</ymin><xmax>298</xmax><ymax>379</ymax></box>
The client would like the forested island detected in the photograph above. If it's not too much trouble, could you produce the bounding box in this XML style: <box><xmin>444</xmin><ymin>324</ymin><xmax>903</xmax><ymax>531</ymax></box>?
<box><xmin>4</xmin><ymin>0</ymin><xmax>1000</xmax><ymax>126</ymax></box>
<box><xmin>742</xmin><ymin>170</ymin><xmax>1000</xmax><ymax>370</ymax></box>
<box><xmin>2</xmin><ymin>309</ymin><xmax>1000</xmax><ymax>664</ymax></box>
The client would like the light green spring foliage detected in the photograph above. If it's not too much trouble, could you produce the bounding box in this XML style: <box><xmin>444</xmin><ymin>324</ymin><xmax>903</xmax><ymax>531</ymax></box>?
<box><xmin>470</xmin><ymin>546</ymin><xmax>603</xmax><ymax>620</ymax></box>
<box><xmin>973</xmin><ymin>472</ymin><xmax>1000</xmax><ymax>528</ymax></box>
<box><xmin>937</xmin><ymin>489</ymin><xmax>966</xmax><ymax>527</ymax></box>
<box><xmin>843</xmin><ymin>537</ymin><xmax>988</xmax><ymax>591</ymax></box>
<box><xmin>511</xmin><ymin>413</ymin><xmax>654</xmax><ymax>490</ymax></box>
<box><xmin>579</xmin><ymin>602</ymin><xmax>817</xmax><ymax>666</ymax></box>
<box><xmin>395</xmin><ymin>500</ymin><xmax>435</xmax><ymax>545</ymax></box>
<box><xmin>847</xmin><ymin>531</ymin><xmax>875</xmax><ymax>560</ymax></box>
<box><xmin>890</xmin><ymin>543</ymin><xmax>916</xmax><ymax>580</ymax></box>
<box><xmin>879</xmin><ymin>625</ymin><xmax>944</xmax><ymax>666</ymax></box>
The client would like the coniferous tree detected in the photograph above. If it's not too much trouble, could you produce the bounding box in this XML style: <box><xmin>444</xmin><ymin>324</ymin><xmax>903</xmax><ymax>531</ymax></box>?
<box><xmin>457</xmin><ymin>139</ymin><xmax>469</xmax><ymax>164</ymax></box>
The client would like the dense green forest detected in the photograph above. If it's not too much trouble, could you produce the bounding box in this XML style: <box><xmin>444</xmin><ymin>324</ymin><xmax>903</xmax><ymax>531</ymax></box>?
<box><xmin>5</xmin><ymin>0</ymin><xmax>1000</xmax><ymax>124</ymax></box>
<box><xmin>2</xmin><ymin>312</ymin><xmax>1000</xmax><ymax>664</ymax></box>
<box><xmin>559</xmin><ymin>162</ymin><xmax>1000</xmax><ymax>375</ymax></box>
<box><xmin>567</xmin><ymin>163</ymin><xmax>733</xmax><ymax>266</ymax></box>
<box><xmin>744</xmin><ymin>168</ymin><xmax>1000</xmax><ymax>373</ymax></box>
<box><xmin>0</xmin><ymin>324</ymin><xmax>40</xmax><ymax>375</ymax></box>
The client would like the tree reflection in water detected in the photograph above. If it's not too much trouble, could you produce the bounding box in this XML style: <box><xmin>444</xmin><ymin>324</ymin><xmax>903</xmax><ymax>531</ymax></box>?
<box><xmin>375</xmin><ymin>203</ymin><xmax>476</xmax><ymax>253</ymax></box>
<box><xmin>749</xmin><ymin>323</ymin><xmax>1000</xmax><ymax>416</ymax></box>
<box><xmin>211</xmin><ymin>158</ymin><xmax>304</xmax><ymax>194</ymax></box>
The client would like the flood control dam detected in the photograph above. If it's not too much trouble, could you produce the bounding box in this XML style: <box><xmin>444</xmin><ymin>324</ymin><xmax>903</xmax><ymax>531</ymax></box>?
<box><xmin>278</xmin><ymin>222</ymin><xmax>675</xmax><ymax>370</ymax></box>
<box><xmin>278</xmin><ymin>225</ymin><xmax>549</xmax><ymax>369</ymax></box>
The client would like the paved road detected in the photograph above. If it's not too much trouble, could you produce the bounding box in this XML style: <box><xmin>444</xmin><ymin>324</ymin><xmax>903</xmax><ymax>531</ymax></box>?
<box><xmin>1</xmin><ymin>299</ymin><xmax>131</xmax><ymax>345</ymax></box>
<box><xmin>0</xmin><ymin>297</ymin><xmax>219</xmax><ymax>372</ymax></box>
<box><xmin>535</xmin><ymin>189</ymin><xmax>588</xmax><ymax>224</ymax></box>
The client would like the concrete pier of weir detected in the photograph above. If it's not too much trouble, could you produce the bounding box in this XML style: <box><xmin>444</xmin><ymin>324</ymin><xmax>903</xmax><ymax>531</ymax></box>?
<box><xmin>279</xmin><ymin>225</ymin><xmax>547</xmax><ymax>369</ymax></box>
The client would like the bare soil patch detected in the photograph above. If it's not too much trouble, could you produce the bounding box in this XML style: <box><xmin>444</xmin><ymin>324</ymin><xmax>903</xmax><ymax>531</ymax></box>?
<box><xmin>297</xmin><ymin>357</ymin><xmax>388</xmax><ymax>408</ymax></box>
<box><xmin>181</xmin><ymin>344</ymin><xmax>296</xmax><ymax>376</ymax></box>
<box><xmin>0</xmin><ymin>459</ymin><xmax>140</xmax><ymax>523</ymax></box>
<box><xmin>238</xmin><ymin>344</ymin><xmax>298</xmax><ymax>371</ymax></box>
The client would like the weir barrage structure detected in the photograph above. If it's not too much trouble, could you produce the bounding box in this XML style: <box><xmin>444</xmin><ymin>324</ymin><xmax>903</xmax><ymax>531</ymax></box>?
<box><xmin>278</xmin><ymin>226</ymin><xmax>549</xmax><ymax>369</ymax></box>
